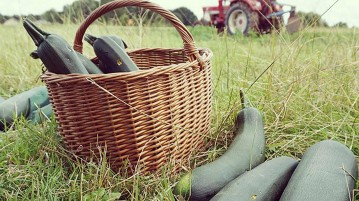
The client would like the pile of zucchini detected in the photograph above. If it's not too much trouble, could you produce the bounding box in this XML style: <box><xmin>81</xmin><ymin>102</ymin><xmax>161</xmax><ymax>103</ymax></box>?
<box><xmin>23</xmin><ymin>18</ymin><xmax>139</xmax><ymax>74</ymax></box>
<box><xmin>174</xmin><ymin>102</ymin><xmax>358</xmax><ymax>201</ymax></box>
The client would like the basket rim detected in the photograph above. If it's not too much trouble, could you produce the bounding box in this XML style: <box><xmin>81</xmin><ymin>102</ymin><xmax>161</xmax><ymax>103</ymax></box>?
<box><xmin>41</xmin><ymin>47</ymin><xmax>213</xmax><ymax>82</ymax></box>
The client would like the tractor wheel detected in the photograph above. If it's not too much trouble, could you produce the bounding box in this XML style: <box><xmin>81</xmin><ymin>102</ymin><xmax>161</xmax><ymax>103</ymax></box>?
<box><xmin>225</xmin><ymin>3</ymin><xmax>259</xmax><ymax>35</ymax></box>
<box><xmin>272</xmin><ymin>16</ymin><xmax>284</xmax><ymax>31</ymax></box>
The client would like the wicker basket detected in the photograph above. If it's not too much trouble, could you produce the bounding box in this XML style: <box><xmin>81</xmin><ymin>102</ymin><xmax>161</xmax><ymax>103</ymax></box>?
<box><xmin>41</xmin><ymin>0</ymin><xmax>213</xmax><ymax>173</ymax></box>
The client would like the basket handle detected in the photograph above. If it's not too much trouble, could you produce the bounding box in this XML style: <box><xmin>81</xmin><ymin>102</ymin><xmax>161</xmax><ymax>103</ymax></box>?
<box><xmin>73</xmin><ymin>0</ymin><xmax>205</xmax><ymax>69</ymax></box>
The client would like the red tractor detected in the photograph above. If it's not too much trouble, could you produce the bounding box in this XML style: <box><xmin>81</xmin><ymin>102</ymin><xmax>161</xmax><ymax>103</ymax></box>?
<box><xmin>200</xmin><ymin>0</ymin><xmax>300</xmax><ymax>35</ymax></box>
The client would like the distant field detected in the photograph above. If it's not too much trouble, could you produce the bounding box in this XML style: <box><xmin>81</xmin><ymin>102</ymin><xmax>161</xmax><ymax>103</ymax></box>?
<box><xmin>0</xmin><ymin>23</ymin><xmax>358</xmax><ymax>200</ymax></box>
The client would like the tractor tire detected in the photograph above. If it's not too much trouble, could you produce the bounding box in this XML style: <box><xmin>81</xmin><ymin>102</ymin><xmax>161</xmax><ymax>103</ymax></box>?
<box><xmin>273</xmin><ymin>16</ymin><xmax>284</xmax><ymax>31</ymax></box>
<box><xmin>225</xmin><ymin>3</ymin><xmax>259</xmax><ymax>35</ymax></box>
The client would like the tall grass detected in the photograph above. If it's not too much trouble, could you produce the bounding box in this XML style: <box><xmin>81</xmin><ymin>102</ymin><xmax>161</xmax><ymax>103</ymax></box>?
<box><xmin>0</xmin><ymin>22</ymin><xmax>358</xmax><ymax>200</ymax></box>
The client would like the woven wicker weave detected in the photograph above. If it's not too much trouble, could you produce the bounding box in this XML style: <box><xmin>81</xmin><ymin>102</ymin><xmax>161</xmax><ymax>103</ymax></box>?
<box><xmin>41</xmin><ymin>0</ymin><xmax>213</xmax><ymax>173</ymax></box>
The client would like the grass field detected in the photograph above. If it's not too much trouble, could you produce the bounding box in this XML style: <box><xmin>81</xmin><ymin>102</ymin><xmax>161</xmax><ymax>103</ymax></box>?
<box><xmin>0</xmin><ymin>22</ymin><xmax>358</xmax><ymax>200</ymax></box>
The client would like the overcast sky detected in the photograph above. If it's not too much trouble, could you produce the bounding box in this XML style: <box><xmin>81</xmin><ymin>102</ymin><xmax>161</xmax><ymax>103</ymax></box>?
<box><xmin>0</xmin><ymin>0</ymin><xmax>358</xmax><ymax>27</ymax></box>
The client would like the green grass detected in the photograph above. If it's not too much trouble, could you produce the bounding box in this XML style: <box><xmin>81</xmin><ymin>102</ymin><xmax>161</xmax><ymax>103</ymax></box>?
<box><xmin>0</xmin><ymin>23</ymin><xmax>358</xmax><ymax>200</ymax></box>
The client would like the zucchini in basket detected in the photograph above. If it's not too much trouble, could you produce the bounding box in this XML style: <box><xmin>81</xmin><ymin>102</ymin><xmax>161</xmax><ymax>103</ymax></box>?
<box><xmin>23</xmin><ymin>19</ymin><xmax>89</xmax><ymax>74</ymax></box>
<box><xmin>75</xmin><ymin>52</ymin><xmax>103</xmax><ymax>74</ymax></box>
<box><xmin>84</xmin><ymin>34</ymin><xmax>138</xmax><ymax>73</ymax></box>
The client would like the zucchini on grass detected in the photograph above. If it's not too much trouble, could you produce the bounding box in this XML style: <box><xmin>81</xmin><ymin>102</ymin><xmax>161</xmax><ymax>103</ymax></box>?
<box><xmin>0</xmin><ymin>86</ymin><xmax>49</xmax><ymax>131</ymax></box>
<box><xmin>280</xmin><ymin>140</ymin><xmax>358</xmax><ymax>201</ymax></box>
<box><xmin>210</xmin><ymin>156</ymin><xmax>298</xmax><ymax>201</ymax></box>
<box><xmin>174</xmin><ymin>107</ymin><xmax>266</xmax><ymax>201</ymax></box>
<box><xmin>28</xmin><ymin>104</ymin><xmax>53</xmax><ymax>124</ymax></box>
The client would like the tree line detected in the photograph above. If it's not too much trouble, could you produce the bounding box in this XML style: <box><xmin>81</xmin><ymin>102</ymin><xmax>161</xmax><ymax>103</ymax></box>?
<box><xmin>0</xmin><ymin>0</ymin><xmax>348</xmax><ymax>28</ymax></box>
<box><xmin>296</xmin><ymin>11</ymin><xmax>348</xmax><ymax>28</ymax></box>
<box><xmin>0</xmin><ymin>0</ymin><xmax>198</xmax><ymax>26</ymax></box>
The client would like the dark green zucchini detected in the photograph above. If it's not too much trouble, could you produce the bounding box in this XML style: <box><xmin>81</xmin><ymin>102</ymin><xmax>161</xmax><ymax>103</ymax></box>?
<box><xmin>84</xmin><ymin>34</ymin><xmax>139</xmax><ymax>73</ymax></box>
<box><xmin>210</xmin><ymin>156</ymin><xmax>298</xmax><ymax>201</ymax></box>
<box><xmin>174</xmin><ymin>107</ymin><xmax>266</xmax><ymax>201</ymax></box>
<box><xmin>76</xmin><ymin>52</ymin><xmax>103</xmax><ymax>74</ymax></box>
<box><xmin>28</xmin><ymin>104</ymin><xmax>53</xmax><ymax>124</ymax></box>
<box><xmin>0</xmin><ymin>86</ymin><xmax>49</xmax><ymax>131</ymax></box>
<box><xmin>108</xmin><ymin>35</ymin><xmax>128</xmax><ymax>49</ymax></box>
<box><xmin>279</xmin><ymin>140</ymin><xmax>358</xmax><ymax>201</ymax></box>
<box><xmin>23</xmin><ymin>19</ymin><xmax>89</xmax><ymax>74</ymax></box>
<box><xmin>85</xmin><ymin>34</ymin><xmax>128</xmax><ymax>49</ymax></box>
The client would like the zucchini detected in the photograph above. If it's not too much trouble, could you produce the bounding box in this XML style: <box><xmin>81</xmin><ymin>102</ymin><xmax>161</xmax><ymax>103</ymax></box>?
<box><xmin>0</xmin><ymin>86</ymin><xmax>49</xmax><ymax>131</ymax></box>
<box><xmin>108</xmin><ymin>35</ymin><xmax>128</xmax><ymax>49</ymax></box>
<box><xmin>84</xmin><ymin>34</ymin><xmax>139</xmax><ymax>73</ymax></box>
<box><xmin>279</xmin><ymin>140</ymin><xmax>358</xmax><ymax>201</ymax></box>
<box><xmin>23</xmin><ymin>19</ymin><xmax>89</xmax><ymax>74</ymax></box>
<box><xmin>85</xmin><ymin>34</ymin><xmax>128</xmax><ymax>50</ymax></box>
<box><xmin>28</xmin><ymin>104</ymin><xmax>53</xmax><ymax>124</ymax></box>
<box><xmin>174</xmin><ymin>107</ymin><xmax>266</xmax><ymax>201</ymax></box>
<box><xmin>210</xmin><ymin>156</ymin><xmax>298</xmax><ymax>201</ymax></box>
<box><xmin>76</xmin><ymin>52</ymin><xmax>103</xmax><ymax>74</ymax></box>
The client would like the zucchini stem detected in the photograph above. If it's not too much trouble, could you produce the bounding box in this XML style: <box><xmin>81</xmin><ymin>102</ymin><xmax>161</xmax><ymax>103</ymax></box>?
<box><xmin>240</xmin><ymin>89</ymin><xmax>251</xmax><ymax>109</ymax></box>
